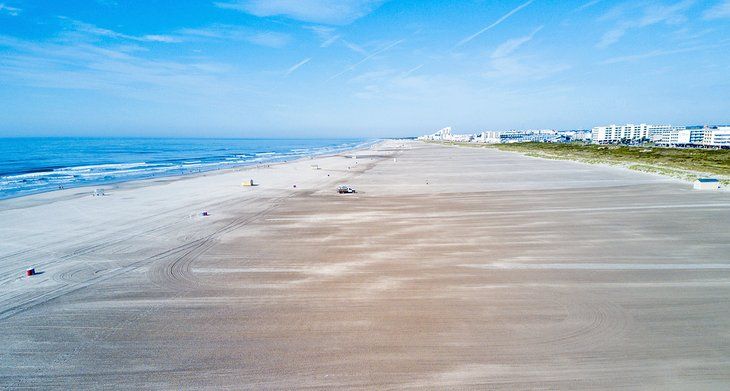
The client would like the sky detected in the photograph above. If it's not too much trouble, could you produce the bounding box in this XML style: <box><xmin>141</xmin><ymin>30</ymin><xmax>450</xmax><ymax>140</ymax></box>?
<box><xmin>0</xmin><ymin>0</ymin><xmax>729</xmax><ymax>138</ymax></box>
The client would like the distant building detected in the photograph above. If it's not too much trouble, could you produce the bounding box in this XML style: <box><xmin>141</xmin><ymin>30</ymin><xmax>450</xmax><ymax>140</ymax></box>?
<box><xmin>653</xmin><ymin>126</ymin><xmax>729</xmax><ymax>148</ymax></box>
<box><xmin>474</xmin><ymin>129</ymin><xmax>558</xmax><ymax>143</ymax></box>
<box><xmin>418</xmin><ymin>127</ymin><xmax>452</xmax><ymax>141</ymax></box>
<box><xmin>417</xmin><ymin>127</ymin><xmax>476</xmax><ymax>142</ymax></box>
<box><xmin>650</xmin><ymin>125</ymin><xmax>677</xmax><ymax>144</ymax></box>
<box><xmin>559</xmin><ymin>129</ymin><xmax>591</xmax><ymax>141</ymax></box>
<box><xmin>702</xmin><ymin>127</ymin><xmax>730</xmax><ymax>147</ymax></box>
<box><xmin>418</xmin><ymin>123</ymin><xmax>728</xmax><ymax>148</ymax></box>
<box><xmin>591</xmin><ymin>124</ymin><xmax>665</xmax><ymax>144</ymax></box>
<box><xmin>655</xmin><ymin>126</ymin><xmax>702</xmax><ymax>146</ymax></box>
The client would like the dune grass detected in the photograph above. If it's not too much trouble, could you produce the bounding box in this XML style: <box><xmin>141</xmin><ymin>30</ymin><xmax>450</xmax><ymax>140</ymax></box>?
<box><xmin>438</xmin><ymin>141</ymin><xmax>730</xmax><ymax>184</ymax></box>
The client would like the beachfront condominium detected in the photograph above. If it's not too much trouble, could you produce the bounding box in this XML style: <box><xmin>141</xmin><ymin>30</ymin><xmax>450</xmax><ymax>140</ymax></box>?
<box><xmin>593</xmin><ymin>123</ymin><xmax>730</xmax><ymax>147</ymax></box>
<box><xmin>418</xmin><ymin>127</ymin><xmax>453</xmax><ymax>141</ymax></box>
<box><xmin>656</xmin><ymin>126</ymin><xmax>729</xmax><ymax>147</ymax></box>
<box><xmin>591</xmin><ymin>124</ymin><xmax>670</xmax><ymax>144</ymax></box>
<box><xmin>662</xmin><ymin>126</ymin><xmax>704</xmax><ymax>146</ymax></box>
<box><xmin>703</xmin><ymin>127</ymin><xmax>730</xmax><ymax>147</ymax></box>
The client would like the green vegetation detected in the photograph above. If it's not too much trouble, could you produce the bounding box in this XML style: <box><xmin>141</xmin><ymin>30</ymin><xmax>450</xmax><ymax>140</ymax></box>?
<box><xmin>440</xmin><ymin>141</ymin><xmax>730</xmax><ymax>184</ymax></box>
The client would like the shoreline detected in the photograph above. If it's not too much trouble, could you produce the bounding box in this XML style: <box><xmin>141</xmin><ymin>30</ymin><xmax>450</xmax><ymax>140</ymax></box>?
<box><xmin>0</xmin><ymin>139</ymin><xmax>381</xmax><ymax>209</ymax></box>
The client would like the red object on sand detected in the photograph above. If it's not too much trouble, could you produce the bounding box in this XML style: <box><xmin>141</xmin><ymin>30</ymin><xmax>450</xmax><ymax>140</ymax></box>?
<box><xmin>26</xmin><ymin>268</ymin><xmax>35</xmax><ymax>276</ymax></box>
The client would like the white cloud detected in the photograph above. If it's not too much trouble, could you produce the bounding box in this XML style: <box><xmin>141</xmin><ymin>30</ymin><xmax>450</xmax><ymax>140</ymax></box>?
<box><xmin>61</xmin><ymin>19</ymin><xmax>181</xmax><ymax>43</ymax></box>
<box><xmin>457</xmin><ymin>0</ymin><xmax>534</xmax><ymax>47</ymax></box>
<box><xmin>177</xmin><ymin>25</ymin><xmax>290</xmax><ymax>47</ymax></box>
<box><xmin>597</xmin><ymin>27</ymin><xmax>628</xmax><ymax>48</ymax></box>
<box><xmin>302</xmin><ymin>25</ymin><xmax>370</xmax><ymax>54</ymax></box>
<box><xmin>597</xmin><ymin>0</ymin><xmax>695</xmax><ymax>48</ymax></box>
<box><xmin>245</xmin><ymin>31</ymin><xmax>290</xmax><ymax>48</ymax></box>
<box><xmin>303</xmin><ymin>25</ymin><xmax>341</xmax><ymax>47</ymax></box>
<box><xmin>142</xmin><ymin>35</ymin><xmax>181</xmax><ymax>43</ymax></box>
<box><xmin>401</xmin><ymin>64</ymin><xmax>423</xmax><ymax>77</ymax></box>
<box><xmin>485</xmin><ymin>56</ymin><xmax>569</xmax><ymax>81</ymax></box>
<box><xmin>576</xmin><ymin>0</ymin><xmax>602</xmax><ymax>12</ymax></box>
<box><xmin>485</xmin><ymin>27</ymin><xmax>568</xmax><ymax>80</ymax></box>
<box><xmin>320</xmin><ymin>34</ymin><xmax>340</xmax><ymax>47</ymax></box>
<box><xmin>491</xmin><ymin>26</ymin><xmax>542</xmax><ymax>58</ymax></box>
<box><xmin>0</xmin><ymin>34</ymin><xmax>237</xmax><ymax>98</ymax></box>
<box><xmin>328</xmin><ymin>39</ymin><xmax>403</xmax><ymax>79</ymax></box>
<box><xmin>215</xmin><ymin>0</ymin><xmax>387</xmax><ymax>25</ymax></box>
<box><xmin>704</xmin><ymin>0</ymin><xmax>730</xmax><ymax>19</ymax></box>
<box><xmin>285</xmin><ymin>58</ymin><xmax>311</xmax><ymax>76</ymax></box>
<box><xmin>602</xmin><ymin>42</ymin><xmax>730</xmax><ymax>64</ymax></box>
<box><xmin>0</xmin><ymin>3</ymin><xmax>21</xmax><ymax>16</ymax></box>
<box><xmin>340</xmin><ymin>39</ymin><xmax>368</xmax><ymax>55</ymax></box>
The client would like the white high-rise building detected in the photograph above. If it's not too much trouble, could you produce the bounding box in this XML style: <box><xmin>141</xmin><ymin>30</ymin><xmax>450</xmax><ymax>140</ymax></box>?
<box><xmin>417</xmin><ymin>127</ymin><xmax>453</xmax><ymax>141</ymax></box>
<box><xmin>654</xmin><ymin>126</ymin><xmax>711</xmax><ymax>146</ymax></box>
<box><xmin>702</xmin><ymin>127</ymin><xmax>730</xmax><ymax>147</ymax></box>
<box><xmin>648</xmin><ymin>125</ymin><xmax>674</xmax><ymax>143</ymax></box>
<box><xmin>591</xmin><ymin>124</ymin><xmax>659</xmax><ymax>144</ymax></box>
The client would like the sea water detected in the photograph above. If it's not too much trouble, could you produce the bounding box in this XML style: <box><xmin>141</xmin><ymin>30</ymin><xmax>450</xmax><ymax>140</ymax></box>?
<box><xmin>0</xmin><ymin>138</ymin><xmax>372</xmax><ymax>199</ymax></box>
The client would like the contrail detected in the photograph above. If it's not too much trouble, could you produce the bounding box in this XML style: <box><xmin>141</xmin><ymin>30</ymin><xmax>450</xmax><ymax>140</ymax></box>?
<box><xmin>328</xmin><ymin>39</ymin><xmax>405</xmax><ymax>80</ymax></box>
<box><xmin>321</xmin><ymin>35</ymin><xmax>339</xmax><ymax>48</ymax></box>
<box><xmin>402</xmin><ymin>64</ymin><xmax>423</xmax><ymax>77</ymax></box>
<box><xmin>285</xmin><ymin>58</ymin><xmax>311</xmax><ymax>76</ymax></box>
<box><xmin>456</xmin><ymin>0</ymin><xmax>534</xmax><ymax>47</ymax></box>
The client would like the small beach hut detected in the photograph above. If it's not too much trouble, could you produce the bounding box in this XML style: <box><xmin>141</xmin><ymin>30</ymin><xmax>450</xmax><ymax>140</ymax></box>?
<box><xmin>693</xmin><ymin>178</ymin><xmax>720</xmax><ymax>191</ymax></box>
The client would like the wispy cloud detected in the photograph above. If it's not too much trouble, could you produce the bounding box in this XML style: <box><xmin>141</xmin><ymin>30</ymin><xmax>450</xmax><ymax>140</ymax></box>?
<box><xmin>303</xmin><ymin>25</ymin><xmax>339</xmax><ymax>47</ymax></box>
<box><xmin>401</xmin><ymin>64</ymin><xmax>423</xmax><ymax>77</ymax></box>
<box><xmin>328</xmin><ymin>38</ymin><xmax>404</xmax><ymax>80</ymax></box>
<box><xmin>285</xmin><ymin>57</ymin><xmax>311</xmax><ymax>76</ymax></box>
<box><xmin>597</xmin><ymin>28</ymin><xmax>626</xmax><ymax>48</ymax></box>
<box><xmin>576</xmin><ymin>0</ymin><xmax>602</xmax><ymax>12</ymax></box>
<box><xmin>348</xmin><ymin>68</ymin><xmax>397</xmax><ymax>84</ymax></box>
<box><xmin>0</xmin><ymin>34</ymin><xmax>242</xmax><ymax>102</ymax></box>
<box><xmin>141</xmin><ymin>35</ymin><xmax>181</xmax><ymax>43</ymax></box>
<box><xmin>0</xmin><ymin>3</ymin><xmax>21</xmax><ymax>16</ymax></box>
<box><xmin>601</xmin><ymin>42</ymin><xmax>730</xmax><ymax>64</ymax></box>
<box><xmin>215</xmin><ymin>0</ymin><xmax>387</xmax><ymax>25</ymax></box>
<box><xmin>340</xmin><ymin>39</ymin><xmax>368</xmax><ymax>55</ymax></box>
<box><xmin>485</xmin><ymin>26</ymin><xmax>568</xmax><ymax>80</ymax></box>
<box><xmin>245</xmin><ymin>31</ymin><xmax>291</xmax><ymax>48</ymax></box>
<box><xmin>457</xmin><ymin>0</ymin><xmax>534</xmax><ymax>47</ymax></box>
<box><xmin>303</xmin><ymin>25</ymin><xmax>370</xmax><ymax>55</ymax></box>
<box><xmin>177</xmin><ymin>24</ymin><xmax>291</xmax><ymax>47</ymax></box>
<box><xmin>491</xmin><ymin>26</ymin><xmax>543</xmax><ymax>58</ymax></box>
<box><xmin>61</xmin><ymin>18</ymin><xmax>182</xmax><ymax>43</ymax></box>
<box><xmin>704</xmin><ymin>0</ymin><xmax>730</xmax><ymax>19</ymax></box>
<box><xmin>320</xmin><ymin>34</ymin><xmax>340</xmax><ymax>47</ymax></box>
<box><xmin>597</xmin><ymin>0</ymin><xmax>695</xmax><ymax>48</ymax></box>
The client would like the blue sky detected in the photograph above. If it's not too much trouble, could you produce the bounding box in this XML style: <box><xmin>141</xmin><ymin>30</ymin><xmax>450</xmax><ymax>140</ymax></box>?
<box><xmin>0</xmin><ymin>0</ymin><xmax>729</xmax><ymax>137</ymax></box>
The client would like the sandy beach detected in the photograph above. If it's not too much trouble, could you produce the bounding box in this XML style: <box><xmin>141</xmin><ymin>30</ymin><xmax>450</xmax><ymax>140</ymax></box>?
<box><xmin>1</xmin><ymin>140</ymin><xmax>730</xmax><ymax>389</ymax></box>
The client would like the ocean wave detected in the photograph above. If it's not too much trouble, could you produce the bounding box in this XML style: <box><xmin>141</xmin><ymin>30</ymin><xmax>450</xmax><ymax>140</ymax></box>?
<box><xmin>0</xmin><ymin>138</ymin><xmax>375</xmax><ymax>199</ymax></box>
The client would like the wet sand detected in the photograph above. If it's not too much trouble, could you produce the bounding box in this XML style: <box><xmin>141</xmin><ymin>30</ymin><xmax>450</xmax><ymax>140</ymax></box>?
<box><xmin>1</xmin><ymin>140</ymin><xmax>729</xmax><ymax>389</ymax></box>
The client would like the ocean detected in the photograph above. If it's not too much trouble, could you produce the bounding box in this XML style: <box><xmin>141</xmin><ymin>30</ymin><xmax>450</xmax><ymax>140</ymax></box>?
<box><xmin>0</xmin><ymin>137</ymin><xmax>372</xmax><ymax>200</ymax></box>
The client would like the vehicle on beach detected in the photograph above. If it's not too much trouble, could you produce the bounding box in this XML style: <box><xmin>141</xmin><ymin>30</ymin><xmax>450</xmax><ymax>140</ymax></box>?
<box><xmin>337</xmin><ymin>185</ymin><xmax>356</xmax><ymax>194</ymax></box>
